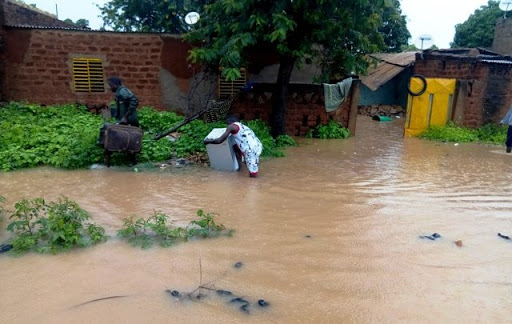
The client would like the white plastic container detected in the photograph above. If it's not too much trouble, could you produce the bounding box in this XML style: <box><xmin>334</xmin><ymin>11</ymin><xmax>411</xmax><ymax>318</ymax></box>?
<box><xmin>204</xmin><ymin>128</ymin><xmax>239</xmax><ymax>172</ymax></box>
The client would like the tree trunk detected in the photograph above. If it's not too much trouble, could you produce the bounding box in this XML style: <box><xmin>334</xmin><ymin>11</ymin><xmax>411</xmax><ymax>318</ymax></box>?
<box><xmin>271</xmin><ymin>56</ymin><xmax>296</xmax><ymax>137</ymax></box>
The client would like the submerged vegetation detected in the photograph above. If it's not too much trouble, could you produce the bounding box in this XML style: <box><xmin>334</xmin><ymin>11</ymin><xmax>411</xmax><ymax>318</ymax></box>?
<box><xmin>117</xmin><ymin>209</ymin><xmax>233</xmax><ymax>248</ymax></box>
<box><xmin>6</xmin><ymin>196</ymin><xmax>106</xmax><ymax>254</ymax></box>
<box><xmin>306</xmin><ymin>120</ymin><xmax>351</xmax><ymax>139</ymax></box>
<box><xmin>1</xmin><ymin>195</ymin><xmax>232</xmax><ymax>254</ymax></box>
<box><xmin>0</xmin><ymin>102</ymin><xmax>295</xmax><ymax>171</ymax></box>
<box><xmin>419</xmin><ymin>122</ymin><xmax>506</xmax><ymax>145</ymax></box>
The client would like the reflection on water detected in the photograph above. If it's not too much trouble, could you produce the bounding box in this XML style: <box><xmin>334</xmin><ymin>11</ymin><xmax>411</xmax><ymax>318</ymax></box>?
<box><xmin>1</xmin><ymin>116</ymin><xmax>511</xmax><ymax>323</ymax></box>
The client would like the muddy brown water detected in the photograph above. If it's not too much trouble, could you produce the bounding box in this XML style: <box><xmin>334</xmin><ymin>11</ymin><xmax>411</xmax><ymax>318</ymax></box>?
<box><xmin>1</xmin><ymin>116</ymin><xmax>511</xmax><ymax>323</ymax></box>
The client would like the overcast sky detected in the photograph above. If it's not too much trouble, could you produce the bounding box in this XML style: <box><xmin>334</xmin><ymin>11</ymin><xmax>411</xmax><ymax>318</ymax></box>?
<box><xmin>25</xmin><ymin>0</ymin><xmax>495</xmax><ymax>49</ymax></box>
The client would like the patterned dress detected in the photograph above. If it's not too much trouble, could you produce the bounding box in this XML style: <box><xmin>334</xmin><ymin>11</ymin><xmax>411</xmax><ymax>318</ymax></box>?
<box><xmin>230</xmin><ymin>122</ymin><xmax>263</xmax><ymax>174</ymax></box>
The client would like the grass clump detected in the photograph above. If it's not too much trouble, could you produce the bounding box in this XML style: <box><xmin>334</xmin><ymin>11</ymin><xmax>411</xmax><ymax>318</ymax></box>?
<box><xmin>6</xmin><ymin>196</ymin><xmax>106</xmax><ymax>254</ymax></box>
<box><xmin>419</xmin><ymin>122</ymin><xmax>506</xmax><ymax>145</ymax></box>
<box><xmin>117</xmin><ymin>209</ymin><xmax>233</xmax><ymax>249</ymax></box>
<box><xmin>306</xmin><ymin>120</ymin><xmax>351</xmax><ymax>139</ymax></box>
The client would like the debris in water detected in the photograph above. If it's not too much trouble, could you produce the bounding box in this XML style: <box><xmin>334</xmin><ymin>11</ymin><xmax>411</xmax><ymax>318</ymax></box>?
<box><xmin>216</xmin><ymin>289</ymin><xmax>233</xmax><ymax>296</ymax></box>
<box><xmin>419</xmin><ymin>233</ymin><xmax>441</xmax><ymax>240</ymax></box>
<box><xmin>230</xmin><ymin>297</ymin><xmax>249</xmax><ymax>305</ymax></box>
<box><xmin>498</xmin><ymin>233</ymin><xmax>510</xmax><ymax>240</ymax></box>
<box><xmin>0</xmin><ymin>244</ymin><xmax>13</xmax><ymax>253</ymax></box>
<box><xmin>454</xmin><ymin>240</ymin><xmax>463</xmax><ymax>247</ymax></box>
<box><xmin>258</xmin><ymin>299</ymin><xmax>270</xmax><ymax>307</ymax></box>
<box><xmin>234</xmin><ymin>261</ymin><xmax>243</xmax><ymax>269</ymax></box>
<box><xmin>166</xmin><ymin>289</ymin><xmax>180</xmax><ymax>297</ymax></box>
<box><xmin>305</xmin><ymin>235</ymin><xmax>312</xmax><ymax>238</ymax></box>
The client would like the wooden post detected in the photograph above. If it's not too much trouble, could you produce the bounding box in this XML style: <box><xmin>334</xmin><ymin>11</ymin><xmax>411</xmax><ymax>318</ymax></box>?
<box><xmin>452</xmin><ymin>80</ymin><xmax>468</xmax><ymax>126</ymax></box>
<box><xmin>348</xmin><ymin>79</ymin><xmax>361</xmax><ymax>136</ymax></box>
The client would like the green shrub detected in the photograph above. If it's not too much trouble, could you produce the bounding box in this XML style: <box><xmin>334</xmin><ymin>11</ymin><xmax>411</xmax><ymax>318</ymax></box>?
<box><xmin>276</xmin><ymin>135</ymin><xmax>298</xmax><ymax>147</ymax></box>
<box><xmin>117</xmin><ymin>209</ymin><xmax>233</xmax><ymax>249</ymax></box>
<box><xmin>306</xmin><ymin>120</ymin><xmax>351</xmax><ymax>139</ymax></box>
<box><xmin>6</xmin><ymin>196</ymin><xmax>106</xmax><ymax>254</ymax></box>
<box><xmin>1</xmin><ymin>102</ymin><xmax>289</xmax><ymax>170</ymax></box>
<box><xmin>419</xmin><ymin>122</ymin><xmax>506</xmax><ymax>145</ymax></box>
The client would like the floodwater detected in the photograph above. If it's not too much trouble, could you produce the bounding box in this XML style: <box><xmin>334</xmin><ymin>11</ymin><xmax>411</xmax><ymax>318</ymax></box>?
<box><xmin>0</xmin><ymin>116</ymin><xmax>511</xmax><ymax>323</ymax></box>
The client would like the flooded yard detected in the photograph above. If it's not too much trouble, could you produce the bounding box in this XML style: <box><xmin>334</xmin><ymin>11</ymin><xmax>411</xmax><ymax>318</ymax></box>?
<box><xmin>1</xmin><ymin>116</ymin><xmax>511</xmax><ymax>323</ymax></box>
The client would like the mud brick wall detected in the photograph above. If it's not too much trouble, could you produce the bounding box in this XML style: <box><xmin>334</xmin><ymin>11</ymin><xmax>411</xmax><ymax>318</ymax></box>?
<box><xmin>413</xmin><ymin>54</ymin><xmax>503</xmax><ymax>127</ymax></box>
<box><xmin>231</xmin><ymin>83</ymin><xmax>351</xmax><ymax>136</ymax></box>
<box><xmin>2</xmin><ymin>28</ymin><xmax>193</xmax><ymax>109</ymax></box>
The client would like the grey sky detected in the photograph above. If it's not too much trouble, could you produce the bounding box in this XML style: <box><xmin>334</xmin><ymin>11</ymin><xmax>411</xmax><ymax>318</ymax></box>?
<box><xmin>25</xmin><ymin>0</ymin><xmax>493</xmax><ymax>49</ymax></box>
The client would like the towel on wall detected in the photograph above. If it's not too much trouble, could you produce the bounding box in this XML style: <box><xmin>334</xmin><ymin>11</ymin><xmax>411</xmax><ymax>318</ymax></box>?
<box><xmin>323</xmin><ymin>77</ymin><xmax>353</xmax><ymax>112</ymax></box>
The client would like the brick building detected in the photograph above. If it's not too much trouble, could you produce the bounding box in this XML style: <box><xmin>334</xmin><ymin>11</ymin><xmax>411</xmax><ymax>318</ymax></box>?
<box><xmin>0</xmin><ymin>0</ymin><xmax>357</xmax><ymax>136</ymax></box>
<box><xmin>413</xmin><ymin>48</ymin><xmax>512</xmax><ymax>127</ymax></box>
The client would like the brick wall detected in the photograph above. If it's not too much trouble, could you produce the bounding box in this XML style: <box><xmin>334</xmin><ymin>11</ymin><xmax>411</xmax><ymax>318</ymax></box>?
<box><xmin>413</xmin><ymin>54</ymin><xmax>508</xmax><ymax>127</ymax></box>
<box><xmin>231</xmin><ymin>83</ymin><xmax>352</xmax><ymax>136</ymax></box>
<box><xmin>2</xmin><ymin>28</ymin><xmax>194</xmax><ymax>110</ymax></box>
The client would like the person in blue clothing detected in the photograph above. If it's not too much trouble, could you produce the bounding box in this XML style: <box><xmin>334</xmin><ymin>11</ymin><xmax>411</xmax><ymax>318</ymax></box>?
<box><xmin>500</xmin><ymin>104</ymin><xmax>512</xmax><ymax>153</ymax></box>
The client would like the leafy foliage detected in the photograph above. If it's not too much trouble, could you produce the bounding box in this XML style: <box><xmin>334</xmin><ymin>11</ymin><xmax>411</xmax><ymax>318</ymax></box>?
<box><xmin>98</xmin><ymin>0</ymin><xmax>207</xmax><ymax>33</ymax></box>
<box><xmin>451</xmin><ymin>0</ymin><xmax>501</xmax><ymax>48</ymax></box>
<box><xmin>276</xmin><ymin>135</ymin><xmax>298</xmax><ymax>148</ymax></box>
<box><xmin>185</xmin><ymin>0</ymin><xmax>409</xmax><ymax>135</ymax></box>
<box><xmin>1</xmin><ymin>102</ymin><xmax>286</xmax><ymax>170</ymax></box>
<box><xmin>379</xmin><ymin>0</ymin><xmax>411</xmax><ymax>53</ymax></box>
<box><xmin>0</xmin><ymin>102</ymin><xmax>104</xmax><ymax>171</ymax></box>
<box><xmin>306</xmin><ymin>120</ymin><xmax>351</xmax><ymax>139</ymax></box>
<box><xmin>419</xmin><ymin>122</ymin><xmax>506</xmax><ymax>144</ymax></box>
<box><xmin>6</xmin><ymin>197</ymin><xmax>106</xmax><ymax>254</ymax></box>
<box><xmin>117</xmin><ymin>209</ymin><xmax>233</xmax><ymax>248</ymax></box>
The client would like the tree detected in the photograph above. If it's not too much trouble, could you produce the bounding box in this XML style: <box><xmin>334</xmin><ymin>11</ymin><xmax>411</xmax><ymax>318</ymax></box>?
<box><xmin>186</xmin><ymin>0</ymin><xmax>401</xmax><ymax>136</ymax></box>
<box><xmin>379</xmin><ymin>0</ymin><xmax>410</xmax><ymax>53</ymax></box>
<box><xmin>63</xmin><ymin>18</ymin><xmax>90</xmax><ymax>28</ymax></box>
<box><xmin>98</xmin><ymin>0</ymin><xmax>206</xmax><ymax>33</ymax></box>
<box><xmin>451</xmin><ymin>0</ymin><xmax>502</xmax><ymax>48</ymax></box>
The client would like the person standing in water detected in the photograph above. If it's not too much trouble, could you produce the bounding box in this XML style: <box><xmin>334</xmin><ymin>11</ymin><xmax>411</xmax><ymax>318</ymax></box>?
<box><xmin>500</xmin><ymin>104</ymin><xmax>512</xmax><ymax>153</ymax></box>
<box><xmin>204</xmin><ymin>116</ymin><xmax>263</xmax><ymax>178</ymax></box>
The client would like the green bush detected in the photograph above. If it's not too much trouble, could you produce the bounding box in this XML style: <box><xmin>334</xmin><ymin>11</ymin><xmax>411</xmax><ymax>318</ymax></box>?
<box><xmin>306</xmin><ymin>120</ymin><xmax>351</xmax><ymax>139</ymax></box>
<box><xmin>6</xmin><ymin>196</ymin><xmax>106</xmax><ymax>254</ymax></box>
<box><xmin>419</xmin><ymin>122</ymin><xmax>506</xmax><ymax>145</ymax></box>
<box><xmin>1</xmin><ymin>102</ymin><xmax>288</xmax><ymax>170</ymax></box>
<box><xmin>0</xmin><ymin>102</ymin><xmax>104</xmax><ymax>171</ymax></box>
<box><xmin>117</xmin><ymin>209</ymin><xmax>233</xmax><ymax>248</ymax></box>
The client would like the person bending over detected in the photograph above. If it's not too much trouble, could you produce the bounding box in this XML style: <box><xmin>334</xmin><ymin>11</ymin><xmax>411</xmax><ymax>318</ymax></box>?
<box><xmin>204</xmin><ymin>116</ymin><xmax>263</xmax><ymax>178</ymax></box>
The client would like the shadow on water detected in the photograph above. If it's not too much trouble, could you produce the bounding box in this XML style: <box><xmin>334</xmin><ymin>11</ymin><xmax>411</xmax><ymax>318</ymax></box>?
<box><xmin>0</xmin><ymin>116</ymin><xmax>511</xmax><ymax>323</ymax></box>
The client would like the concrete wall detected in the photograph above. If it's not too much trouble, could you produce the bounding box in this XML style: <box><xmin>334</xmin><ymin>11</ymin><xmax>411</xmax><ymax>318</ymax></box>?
<box><xmin>412</xmin><ymin>54</ymin><xmax>512</xmax><ymax>127</ymax></box>
<box><xmin>493</xmin><ymin>18</ymin><xmax>512</xmax><ymax>56</ymax></box>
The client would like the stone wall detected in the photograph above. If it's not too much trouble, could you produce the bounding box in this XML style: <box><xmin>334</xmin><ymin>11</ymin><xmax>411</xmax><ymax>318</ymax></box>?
<box><xmin>358</xmin><ymin>105</ymin><xmax>405</xmax><ymax>118</ymax></box>
<box><xmin>231</xmin><ymin>83</ymin><xmax>352</xmax><ymax>136</ymax></box>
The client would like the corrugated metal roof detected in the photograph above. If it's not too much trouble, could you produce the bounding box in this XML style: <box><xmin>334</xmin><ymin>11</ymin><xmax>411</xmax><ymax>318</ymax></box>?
<box><xmin>362</xmin><ymin>52</ymin><xmax>417</xmax><ymax>91</ymax></box>
<box><xmin>4</xmin><ymin>24</ymin><xmax>90</xmax><ymax>31</ymax></box>
<box><xmin>481</xmin><ymin>59</ymin><xmax>512</xmax><ymax>65</ymax></box>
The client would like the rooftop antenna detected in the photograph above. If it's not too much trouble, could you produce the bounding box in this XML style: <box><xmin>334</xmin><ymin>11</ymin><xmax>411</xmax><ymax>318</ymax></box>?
<box><xmin>499</xmin><ymin>0</ymin><xmax>512</xmax><ymax>18</ymax></box>
<box><xmin>415</xmin><ymin>34</ymin><xmax>434</xmax><ymax>50</ymax></box>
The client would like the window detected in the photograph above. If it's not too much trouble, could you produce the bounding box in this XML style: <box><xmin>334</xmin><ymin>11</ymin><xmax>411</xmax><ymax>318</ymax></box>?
<box><xmin>71</xmin><ymin>58</ymin><xmax>105</xmax><ymax>92</ymax></box>
<box><xmin>218</xmin><ymin>68</ymin><xmax>247</xmax><ymax>99</ymax></box>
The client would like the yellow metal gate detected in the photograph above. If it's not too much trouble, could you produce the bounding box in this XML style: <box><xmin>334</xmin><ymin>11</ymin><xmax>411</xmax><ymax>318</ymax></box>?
<box><xmin>405</xmin><ymin>77</ymin><xmax>456</xmax><ymax>137</ymax></box>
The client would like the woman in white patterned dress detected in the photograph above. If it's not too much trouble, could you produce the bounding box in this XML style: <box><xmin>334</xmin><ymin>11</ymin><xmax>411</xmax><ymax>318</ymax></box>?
<box><xmin>203</xmin><ymin>116</ymin><xmax>263</xmax><ymax>177</ymax></box>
